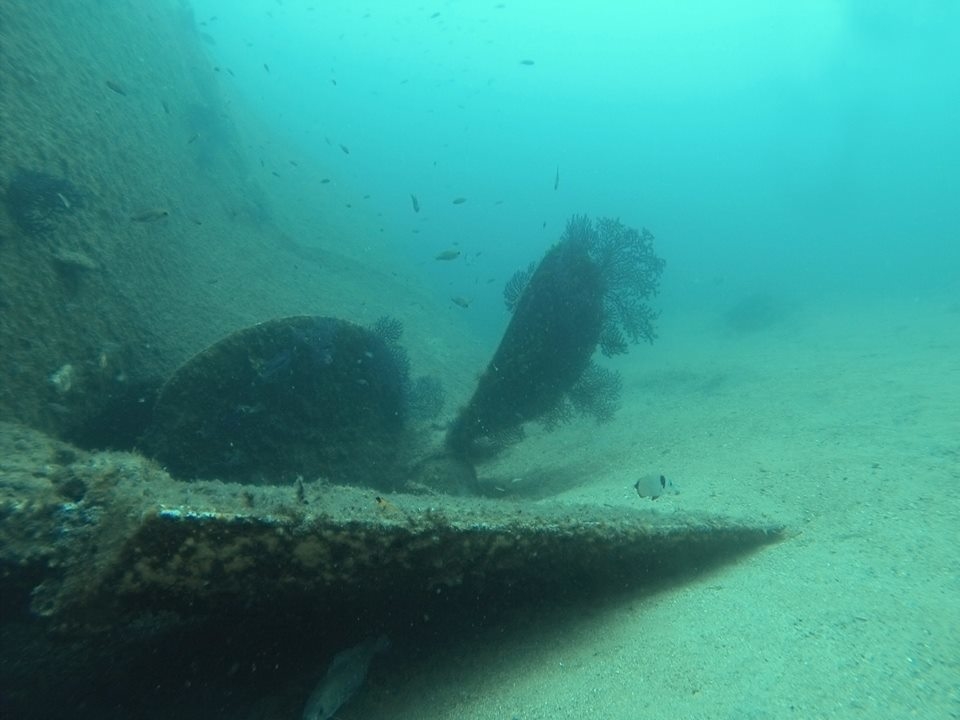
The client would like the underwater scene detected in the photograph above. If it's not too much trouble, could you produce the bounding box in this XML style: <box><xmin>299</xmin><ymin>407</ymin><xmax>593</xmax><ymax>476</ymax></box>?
<box><xmin>0</xmin><ymin>2</ymin><xmax>957</xmax><ymax>719</ymax></box>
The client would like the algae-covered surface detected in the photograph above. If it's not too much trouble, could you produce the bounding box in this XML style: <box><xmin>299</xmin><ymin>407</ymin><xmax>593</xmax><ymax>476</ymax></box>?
<box><xmin>0</xmin><ymin>419</ymin><xmax>783</xmax><ymax>719</ymax></box>
<box><xmin>0</xmin><ymin>421</ymin><xmax>783</xmax><ymax>625</ymax></box>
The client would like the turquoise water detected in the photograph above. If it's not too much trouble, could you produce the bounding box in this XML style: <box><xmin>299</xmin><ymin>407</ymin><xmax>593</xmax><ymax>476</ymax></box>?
<box><xmin>189</xmin><ymin>0</ymin><xmax>959</xmax><ymax>327</ymax></box>
<box><xmin>1</xmin><ymin>3</ymin><xmax>958</xmax><ymax>719</ymax></box>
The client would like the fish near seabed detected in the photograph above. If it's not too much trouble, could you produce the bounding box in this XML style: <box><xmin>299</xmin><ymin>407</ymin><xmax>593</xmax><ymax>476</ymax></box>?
<box><xmin>302</xmin><ymin>635</ymin><xmax>390</xmax><ymax>720</ymax></box>
<box><xmin>633</xmin><ymin>473</ymin><xmax>677</xmax><ymax>500</ymax></box>
<box><xmin>105</xmin><ymin>79</ymin><xmax>127</xmax><ymax>96</ymax></box>
<box><xmin>130</xmin><ymin>207</ymin><xmax>170</xmax><ymax>222</ymax></box>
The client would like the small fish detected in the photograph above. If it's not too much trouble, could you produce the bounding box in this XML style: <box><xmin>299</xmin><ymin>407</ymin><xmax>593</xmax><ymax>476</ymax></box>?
<box><xmin>410</xmin><ymin>193</ymin><xmax>420</xmax><ymax>213</ymax></box>
<box><xmin>303</xmin><ymin>635</ymin><xmax>389</xmax><ymax>720</ymax></box>
<box><xmin>519</xmin><ymin>59</ymin><xmax>535</xmax><ymax>66</ymax></box>
<box><xmin>105</xmin><ymin>80</ymin><xmax>126</xmax><ymax>96</ymax></box>
<box><xmin>339</xmin><ymin>143</ymin><xmax>350</xmax><ymax>155</ymax></box>
<box><xmin>452</xmin><ymin>197</ymin><xmax>466</xmax><ymax>204</ymax></box>
<box><xmin>320</xmin><ymin>178</ymin><xmax>331</xmax><ymax>184</ymax></box>
<box><xmin>451</xmin><ymin>296</ymin><xmax>471</xmax><ymax>308</ymax></box>
<box><xmin>633</xmin><ymin>474</ymin><xmax>676</xmax><ymax>500</ymax></box>
<box><xmin>263</xmin><ymin>62</ymin><xmax>271</xmax><ymax>72</ymax></box>
<box><xmin>435</xmin><ymin>249</ymin><xmax>460</xmax><ymax>261</ymax></box>
<box><xmin>187</xmin><ymin>133</ymin><xmax>199</xmax><ymax>144</ymax></box>
<box><xmin>130</xmin><ymin>208</ymin><xmax>169</xmax><ymax>222</ymax></box>
<box><xmin>375</xmin><ymin>495</ymin><xmax>401</xmax><ymax>516</ymax></box>
<box><xmin>554</xmin><ymin>165</ymin><xmax>559</xmax><ymax>190</ymax></box>
<box><xmin>161</xmin><ymin>100</ymin><xmax>170</xmax><ymax>114</ymax></box>
<box><xmin>56</xmin><ymin>192</ymin><xmax>71</xmax><ymax>210</ymax></box>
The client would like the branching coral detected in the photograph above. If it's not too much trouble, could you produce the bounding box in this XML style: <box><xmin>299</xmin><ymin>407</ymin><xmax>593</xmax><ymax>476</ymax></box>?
<box><xmin>567</xmin><ymin>361</ymin><xmax>623</xmax><ymax>422</ymax></box>
<box><xmin>567</xmin><ymin>214</ymin><xmax>666</xmax><ymax>351</ymax></box>
<box><xmin>503</xmin><ymin>262</ymin><xmax>536</xmax><ymax>312</ymax></box>
<box><xmin>371</xmin><ymin>315</ymin><xmax>403</xmax><ymax>343</ymax></box>
<box><xmin>370</xmin><ymin>316</ymin><xmax>447</xmax><ymax>424</ymax></box>
<box><xmin>408</xmin><ymin>375</ymin><xmax>445</xmax><ymax>421</ymax></box>
<box><xmin>445</xmin><ymin>214</ymin><xmax>664</xmax><ymax>459</ymax></box>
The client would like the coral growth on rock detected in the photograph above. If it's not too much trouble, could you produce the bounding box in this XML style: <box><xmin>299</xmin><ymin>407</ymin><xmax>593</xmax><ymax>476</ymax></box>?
<box><xmin>577</xmin><ymin>214</ymin><xmax>666</xmax><ymax>352</ymax></box>
<box><xmin>370</xmin><ymin>315</ymin><xmax>445</xmax><ymax>422</ymax></box>
<box><xmin>446</xmin><ymin>214</ymin><xmax>664</xmax><ymax>459</ymax></box>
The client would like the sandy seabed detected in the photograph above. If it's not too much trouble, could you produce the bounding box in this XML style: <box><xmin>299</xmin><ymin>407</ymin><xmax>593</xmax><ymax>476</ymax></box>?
<box><xmin>352</xmin><ymin>294</ymin><xmax>959</xmax><ymax>720</ymax></box>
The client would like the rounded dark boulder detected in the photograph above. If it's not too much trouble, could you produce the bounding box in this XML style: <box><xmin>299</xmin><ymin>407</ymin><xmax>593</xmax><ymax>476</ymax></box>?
<box><xmin>140</xmin><ymin>316</ymin><xmax>407</xmax><ymax>487</ymax></box>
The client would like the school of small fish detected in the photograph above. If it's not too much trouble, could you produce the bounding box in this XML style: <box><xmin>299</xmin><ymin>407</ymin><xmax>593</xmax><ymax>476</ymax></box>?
<box><xmin>125</xmin><ymin>21</ymin><xmax>559</xmax><ymax>285</ymax></box>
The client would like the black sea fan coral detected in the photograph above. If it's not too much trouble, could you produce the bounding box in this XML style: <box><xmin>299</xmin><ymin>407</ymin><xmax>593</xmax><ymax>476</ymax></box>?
<box><xmin>568</xmin><ymin>362</ymin><xmax>623</xmax><ymax>422</ymax></box>
<box><xmin>445</xmin><ymin>213</ymin><xmax>664</xmax><ymax>460</ymax></box>
<box><xmin>371</xmin><ymin>315</ymin><xmax>403</xmax><ymax>343</ymax></box>
<box><xmin>579</xmin><ymin>215</ymin><xmax>666</xmax><ymax>352</ymax></box>
<box><xmin>408</xmin><ymin>375</ymin><xmax>445</xmax><ymax>421</ymax></box>
<box><xmin>368</xmin><ymin>316</ymin><xmax>411</xmax><ymax>415</ymax></box>
<box><xmin>504</xmin><ymin>261</ymin><xmax>536</xmax><ymax>312</ymax></box>
<box><xmin>4</xmin><ymin>168</ymin><xmax>81</xmax><ymax>236</ymax></box>
<box><xmin>445</xmin><ymin>227</ymin><xmax>605</xmax><ymax>457</ymax></box>
<box><xmin>369</xmin><ymin>316</ymin><xmax>448</xmax><ymax>424</ymax></box>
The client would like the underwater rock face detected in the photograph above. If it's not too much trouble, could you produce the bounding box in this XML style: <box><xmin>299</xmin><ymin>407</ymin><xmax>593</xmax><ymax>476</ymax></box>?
<box><xmin>140</xmin><ymin>316</ymin><xmax>408</xmax><ymax>486</ymax></box>
<box><xmin>3</xmin><ymin>168</ymin><xmax>81</xmax><ymax>236</ymax></box>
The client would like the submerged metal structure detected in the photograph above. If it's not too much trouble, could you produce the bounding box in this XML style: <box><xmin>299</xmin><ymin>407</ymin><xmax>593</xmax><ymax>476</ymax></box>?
<box><xmin>1</xmin><ymin>420</ymin><xmax>783</xmax><ymax>718</ymax></box>
<box><xmin>1</xmin><ymin>422</ymin><xmax>782</xmax><ymax>629</ymax></box>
